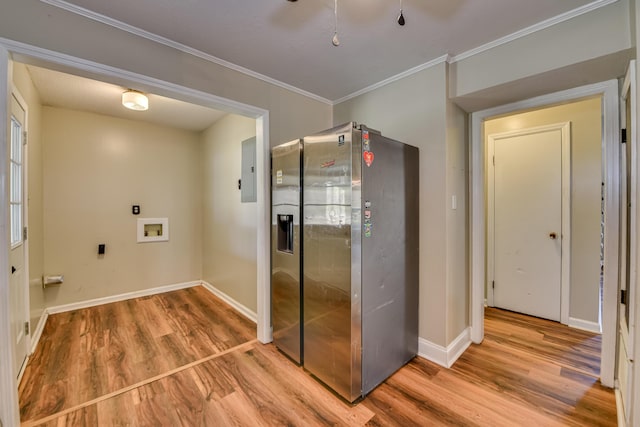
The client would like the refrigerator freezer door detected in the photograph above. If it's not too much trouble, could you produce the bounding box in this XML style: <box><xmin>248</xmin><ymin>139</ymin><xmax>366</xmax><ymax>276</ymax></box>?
<box><xmin>303</xmin><ymin>123</ymin><xmax>363</xmax><ymax>402</ymax></box>
<box><xmin>360</xmin><ymin>128</ymin><xmax>419</xmax><ymax>394</ymax></box>
<box><xmin>272</xmin><ymin>139</ymin><xmax>303</xmax><ymax>364</ymax></box>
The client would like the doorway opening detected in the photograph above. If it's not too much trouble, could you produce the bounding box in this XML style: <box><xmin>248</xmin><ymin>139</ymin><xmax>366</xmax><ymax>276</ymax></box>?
<box><xmin>0</xmin><ymin>43</ymin><xmax>272</xmax><ymax>424</ymax></box>
<box><xmin>470</xmin><ymin>80</ymin><xmax>619</xmax><ymax>388</ymax></box>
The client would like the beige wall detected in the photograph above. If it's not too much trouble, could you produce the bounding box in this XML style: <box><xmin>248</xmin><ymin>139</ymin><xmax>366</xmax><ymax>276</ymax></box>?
<box><xmin>41</xmin><ymin>107</ymin><xmax>203</xmax><ymax>306</ymax></box>
<box><xmin>334</xmin><ymin>62</ymin><xmax>468</xmax><ymax>347</ymax></box>
<box><xmin>451</xmin><ymin>0</ymin><xmax>632</xmax><ymax>111</ymax></box>
<box><xmin>0</xmin><ymin>0</ymin><xmax>332</xmax><ymax>148</ymax></box>
<box><xmin>0</xmin><ymin>0</ymin><xmax>633</xmax><ymax>358</ymax></box>
<box><xmin>445</xmin><ymin>88</ymin><xmax>469</xmax><ymax>341</ymax></box>
<box><xmin>11</xmin><ymin>62</ymin><xmax>45</xmax><ymax>327</ymax></box>
<box><xmin>484</xmin><ymin>97</ymin><xmax>602</xmax><ymax>324</ymax></box>
<box><xmin>201</xmin><ymin>114</ymin><xmax>258</xmax><ymax>312</ymax></box>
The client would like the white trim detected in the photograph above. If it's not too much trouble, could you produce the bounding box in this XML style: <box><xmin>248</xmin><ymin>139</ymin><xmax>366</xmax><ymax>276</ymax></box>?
<box><xmin>37</xmin><ymin>0</ymin><xmax>332</xmax><ymax>106</ymax></box>
<box><xmin>30</xmin><ymin>310</ymin><xmax>48</xmax><ymax>355</ymax></box>
<box><xmin>46</xmin><ymin>281</ymin><xmax>200</xmax><ymax>314</ymax></box>
<box><xmin>333</xmin><ymin>55</ymin><xmax>450</xmax><ymax>105</ymax></box>
<box><xmin>0</xmin><ymin>39</ymin><xmax>273</xmax><ymax>424</ymax></box>
<box><xmin>417</xmin><ymin>327</ymin><xmax>472</xmax><ymax>369</ymax></box>
<box><xmin>0</xmin><ymin>38</ymin><xmax>268</xmax><ymax>120</ymax></box>
<box><xmin>486</xmin><ymin>122</ymin><xmax>571</xmax><ymax>325</ymax></box>
<box><xmin>39</xmin><ymin>0</ymin><xmax>619</xmax><ymax>106</ymax></box>
<box><xmin>200</xmin><ymin>281</ymin><xmax>258</xmax><ymax>324</ymax></box>
<box><xmin>323</xmin><ymin>0</ymin><xmax>617</xmax><ymax>104</ymax></box>
<box><xmin>27</xmin><ymin>281</ymin><xmax>258</xmax><ymax>362</ymax></box>
<box><xmin>0</xmin><ymin>44</ymin><xmax>21</xmax><ymax>427</ymax></box>
<box><xmin>450</xmin><ymin>0</ymin><xmax>620</xmax><ymax>63</ymax></box>
<box><xmin>617</xmin><ymin>61</ymin><xmax>636</xmax><ymax>426</ymax></box>
<box><xmin>255</xmin><ymin>113</ymin><xmax>272</xmax><ymax>343</ymax></box>
<box><xmin>615</xmin><ymin>384</ymin><xmax>628</xmax><ymax>427</ymax></box>
<box><xmin>37</xmin><ymin>281</ymin><xmax>258</xmax><ymax>325</ymax></box>
<box><xmin>470</xmin><ymin>80</ymin><xmax>619</xmax><ymax>387</ymax></box>
<box><xmin>9</xmin><ymin>84</ymin><xmax>32</xmax><ymax>378</ymax></box>
<box><xmin>568</xmin><ymin>317</ymin><xmax>602</xmax><ymax>333</ymax></box>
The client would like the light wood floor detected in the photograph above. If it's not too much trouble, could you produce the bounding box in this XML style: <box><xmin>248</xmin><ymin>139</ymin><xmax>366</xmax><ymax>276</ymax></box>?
<box><xmin>19</xmin><ymin>289</ymin><xmax>616</xmax><ymax>426</ymax></box>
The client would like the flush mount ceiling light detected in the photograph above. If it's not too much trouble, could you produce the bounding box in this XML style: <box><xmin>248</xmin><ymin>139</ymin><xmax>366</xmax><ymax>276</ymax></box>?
<box><xmin>122</xmin><ymin>90</ymin><xmax>149</xmax><ymax>111</ymax></box>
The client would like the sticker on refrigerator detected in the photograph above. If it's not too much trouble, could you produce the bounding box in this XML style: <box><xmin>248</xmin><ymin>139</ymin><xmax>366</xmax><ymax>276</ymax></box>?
<box><xmin>364</xmin><ymin>222</ymin><xmax>372</xmax><ymax>237</ymax></box>
<box><xmin>363</xmin><ymin>151</ymin><xmax>375</xmax><ymax>167</ymax></box>
<box><xmin>338</xmin><ymin>135</ymin><xmax>345</xmax><ymax>146</ymax></box>
<box><xmin>321</xmin><ymin>159</ymin><xmax>336</xmax><ymax>168</ymax></box>
<box><xmin>363</xmin><ymin>130</ymin><xmax>370</xmax><ymax>152</ymax></box>
<box><xmin>364</xmin><ymin>210</ymin><xmax>371</xmax><ymax>219</ymax></box>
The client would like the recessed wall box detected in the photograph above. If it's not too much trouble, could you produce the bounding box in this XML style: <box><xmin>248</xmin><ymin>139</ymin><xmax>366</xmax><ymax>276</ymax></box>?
<box><xmin>137</xmin><ymin>218</ymin><xmax>169</xmax><ymax>243</ymax></box>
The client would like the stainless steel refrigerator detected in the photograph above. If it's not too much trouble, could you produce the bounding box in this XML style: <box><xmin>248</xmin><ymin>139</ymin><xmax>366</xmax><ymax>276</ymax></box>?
<box><xmin>272</xmin><ymin>122</ymin><xmax>419</xmax><ymax>402</ymax></box>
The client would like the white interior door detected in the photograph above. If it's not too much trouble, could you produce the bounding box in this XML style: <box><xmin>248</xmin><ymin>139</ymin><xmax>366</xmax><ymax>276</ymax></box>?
<box><xmin>489</xmin><ymin>123</ymin><xmax>570</xmax><ymax>322</ymax></box>
<box><xmin>618</xmin><ymin>60</ymin><xmax>636</xmax><ymax>425</ymax></box>
<box><xmin>9</xmin><ymin>89</ymin><xmax>29</xmax><ymax>378</ymax></box>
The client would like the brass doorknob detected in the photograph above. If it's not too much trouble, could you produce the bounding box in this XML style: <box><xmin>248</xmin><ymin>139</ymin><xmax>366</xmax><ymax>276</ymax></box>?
<box><xmin>549</xmin><ymin>232</ymin><xmax>557</xmax><ymax>240</ymax></box>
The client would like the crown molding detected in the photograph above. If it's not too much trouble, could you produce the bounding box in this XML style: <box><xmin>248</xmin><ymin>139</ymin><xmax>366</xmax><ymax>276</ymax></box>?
<box><xmin>39</xmin><ymin>0</ymin><xmax>619</xmax><ymax>105</ymax></box>
<box><xmin>0</xmin><ymin>37</ymin><xmax>268</xmax><ymax>118</ymax></box>
<box><xmin>333</xmin><ymin>54</ymin><xmax>451</xmax><ymax>105</ymax></box>
<box><xmin>450</xmin><ymin>0</ymin><xmax>620</xmax><ymax>63</ymax></box>
<box><xmin>38</xmin><ymin>0</ymin><xmax>333</xmax><ymax>105</ymax></box>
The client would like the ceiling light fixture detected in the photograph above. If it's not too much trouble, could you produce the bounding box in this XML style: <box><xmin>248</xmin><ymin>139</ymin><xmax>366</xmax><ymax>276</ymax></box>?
<box><xmin>287</xmin><ymin>0</ymin><xmax>406</xmax><ymax>46</ymax></box>
<box><xmin>397</xmin><ymin>0</ymin><xmax>405</xmax><ymax>26</ymax></box>
<box><xmin>122</xmin><ymin>90</ymin><xmax>149</xmax><ymax>111</ymax></box>
<box><xmin>332</xmin><ymin>0</ymin><xmax>340</xmax><ymax>46</ymax></box>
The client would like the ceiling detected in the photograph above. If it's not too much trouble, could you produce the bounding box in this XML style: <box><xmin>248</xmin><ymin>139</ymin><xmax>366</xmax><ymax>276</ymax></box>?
<box><xmin>26</xmin><ymin>64</ymin><xmax>227</xmax><ymax>132</ymax></box>
<box><xmin>48</xmin><ymin>0</ymin><xmax>600</xmax><ymax>102</ymax></box>
<box><xmin>28</xmin><ymin>0</ymin><xmax>608</xmax><ymax>128</ymax></box>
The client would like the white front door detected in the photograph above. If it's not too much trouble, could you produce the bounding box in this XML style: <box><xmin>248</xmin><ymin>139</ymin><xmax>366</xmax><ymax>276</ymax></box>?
<box><xmin>489</xmin><ymin>123</ymin><xmax>570</xmax><ymax>322</ymax></box>
<box><xmin>617</xmin><ymin>60</ymin><xmax>636</xmax><ymax>425</ymax></box>
<box><xmin>9</xmin><ymin>89</ymin><xmax>29</xmax><ymax>378</ymax></box>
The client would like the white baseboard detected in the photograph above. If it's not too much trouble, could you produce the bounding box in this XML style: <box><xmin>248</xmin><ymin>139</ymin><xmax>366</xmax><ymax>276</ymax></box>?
<box><xmin>568</xmin><ymin>317</ymin><xmax>601</xmax><ymax>334</ymax></box>
<box><xmin>30</xmin><ymin>310</ymin><xmax>48</xmax><ymax>354</ymax></box>
<box><xmin>200</xmin><ymin>281</ymin><xmax>257</xmax><ymax>324</ymax></box>
<box><xmin>46</xmin><ymin>281</ymin><xmax>200</xmax><ymax>314</ymax></box>
<box><xmin>614</xmin><ymin>383</ymin><xmax>627</xmax><ymax>427</ymax></box>
<box><xmin>28</xmin><ymin>280</ymin><xmax>257</xmax><ymax>358</ymax></box>
<box><xmin>418</xmin><ymin>327</ymin><xmax>471</xmax><ymax>368</ymax></box>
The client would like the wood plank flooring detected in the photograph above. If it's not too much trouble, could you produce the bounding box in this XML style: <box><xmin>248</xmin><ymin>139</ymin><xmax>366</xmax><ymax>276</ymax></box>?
<box><xmin>19</xmin><ymin>286</ymin><xmax>256</xmax><ymax>424</ymax></box>
<box><xmin>20</xmin><ymin>291</ymin><xmax>617</xmax><ymax>426</ymax></box>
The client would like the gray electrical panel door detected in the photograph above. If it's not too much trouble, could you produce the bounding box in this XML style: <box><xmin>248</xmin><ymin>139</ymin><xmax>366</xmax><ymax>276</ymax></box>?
<box><xmin>241</xmin><ymin>137</ymin><xmax>257</xmax><ymax>202</ymax></box>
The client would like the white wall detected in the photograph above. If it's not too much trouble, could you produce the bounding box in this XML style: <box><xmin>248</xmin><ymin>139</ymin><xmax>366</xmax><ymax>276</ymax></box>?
<box><xmin>484</xmin><ymin>97</ymin><xmax>603</xmax><ymax>325</ymax></box>
<box><xmin>201</xmin><ymin>114</ymin><xmax>258</xmax><ymax>312</ymax></box>
<box><xmin>11</xmin><ymin>62</ymin><xmax>45</xmax><ymax>327</ymax></box>
<box><xmin>41</xmin><ymin>107</ymin><xmax>203</xmax><ymax>305</ymax></box>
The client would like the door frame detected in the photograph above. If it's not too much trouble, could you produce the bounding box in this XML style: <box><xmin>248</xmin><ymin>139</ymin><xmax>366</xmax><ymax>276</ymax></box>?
<box><xmin>9</xmin><ymin>84</ymin><xmax>31</xmax><ymax>381</ymax></box>
<box><xmin>487</xmin><ymin>122</ymin><xmax>571</xmax><ymax>324</ymax></box>
<box><xmin>470</xmin><ymin>79</ymin><xmax>619</xmax><ymax>388</ymax></box>
<box><xmin>618</xmin><ymin>59</ymin><xmax>637</xmax><ymax>425</ymax></box>
<box><xmin>0</xmin><ymin>39</ymin><xmax>272</xmax><ymax>425</ymax></box>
